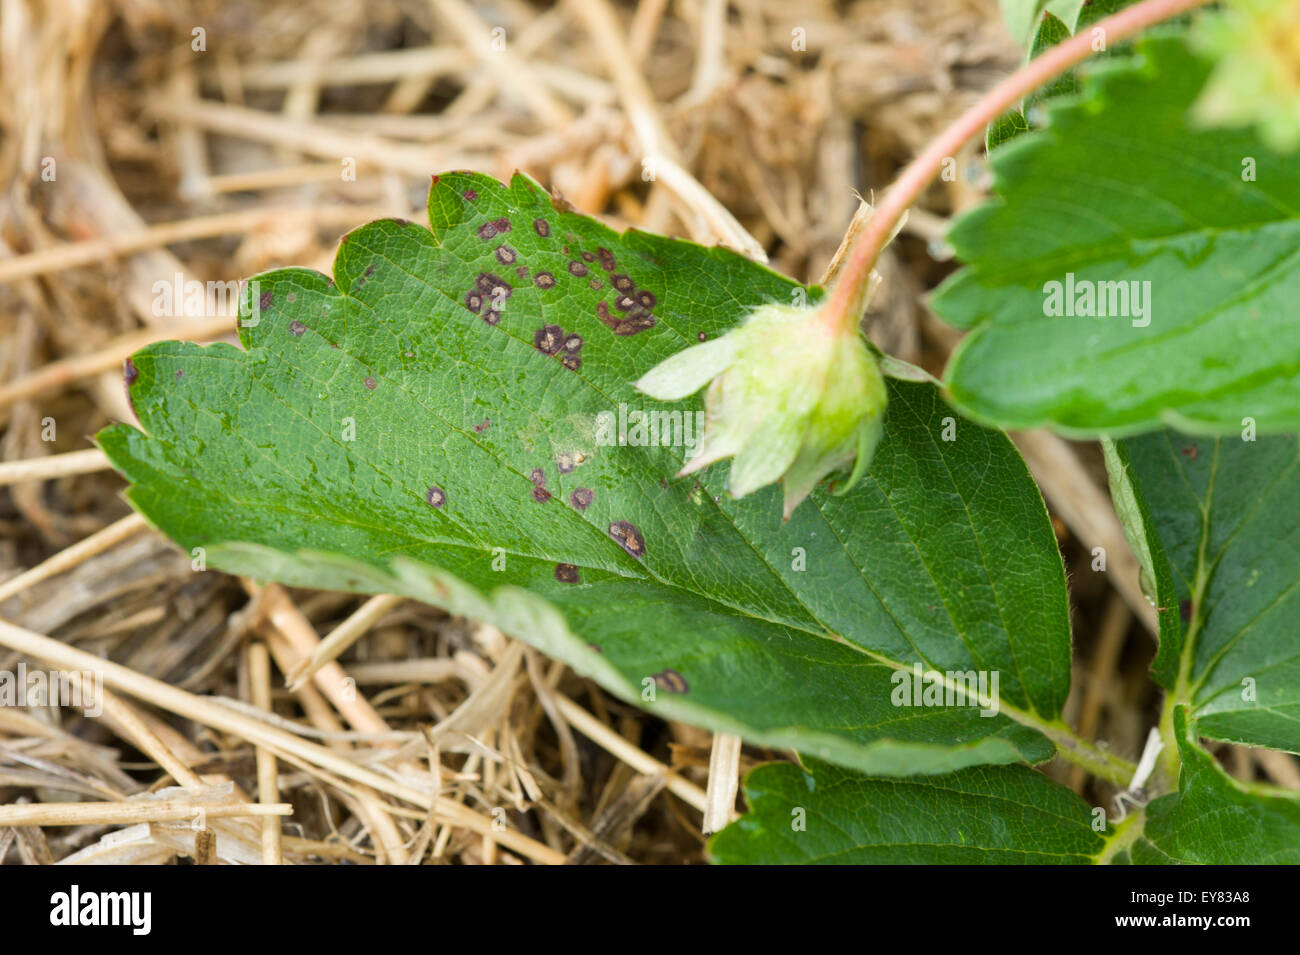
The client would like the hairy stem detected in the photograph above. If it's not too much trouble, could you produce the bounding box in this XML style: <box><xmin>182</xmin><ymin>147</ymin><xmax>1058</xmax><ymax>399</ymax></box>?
<box><xmin>825</xmin><ymin>0</ymin><xmax>1215</xmax><ymax>328</ymax></box>
<box><xmin>1042</xmin><ymin>720</ymin><xmax>1138</xmax><ymax>788</ymax></box>
<box><xmin>858</xmin><ymin>648</ymin><xmax>1139</xmax><ymax>785</ymax></box>
<box><xmin>1095</xmin><ymin>807</ymin><xmax>1145</xmax><ymax>864</ymax></box>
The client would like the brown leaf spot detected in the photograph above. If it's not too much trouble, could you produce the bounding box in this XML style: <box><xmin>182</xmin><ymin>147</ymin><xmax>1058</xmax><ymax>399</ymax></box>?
<box><xmin>259</xmin><ymin>290</ymin><xmax>274</xmax><ymax>310</ymax></box>
<box><xmin>1181</xmin><ymin>444</ymin><xmax>1199</xmax><ymax>460</ymax></box>
<box><xmin>556</xmin><ymin>453</ymin><xmax>575</xmax><ymax>474</ymax></box>
<box><xmin>529</xmin><ymin>468</ymin><xmax>547</xmax><ymax>487</ymax></box>
<box><xmin>464</xmin><ymin>188</ymin><xmax>478</xmax><ymax>201</ymax></box>
<box><xmin>597</xmin><ymin>248</ymin><xmax>616</xmax><ymax>271</ymax></box>
<box><xmin>697</xmin><ymin>332</ymin><xmax>708</xmax><ymax>342</ymax></box>
<box><xmin>652</xmin><ymin>669</ymin><xmax>689</xmax><ymax>694</ymax></box>
<box><xmin>534</xmin><ymin>325</ymin><xmax>563</xmax><ymax>354</ymax></box>
<box><xmin>580</xmin><ymin>251</ymin><xmax>596</xmax><ymax>262</ymax></box>
<box><xmin>534</xmin><ymin>271</ymin><xmax>556</xmax><ymax>290</ymax></box>
<box><xmin>493</xmin><ymin>217</ymin><xmax>512</xmax><ymax>233</ymax></box>
<box><xmin>563</xmin><ymin>334</ymin><xmax>583</xmax><ymax>353</ymax></box>
<box><xmin>364</xmin><ymin>377</ymin><xmax>377</xmax><ymax>391</ymax></box>
<box><xmin>289</xmin><ymin>320</ymin><xmax>308</xmax><ymax>336</ymax></box>
<box><xmin>426</xmin><ymin>486</ymin><xmax>446</xmax><ymax>508</ymax></box>
<box><xmin>568</xmin><ymin>261</ymin><xmax>589</xmax><ymax>277</ymax></box>
<box><xmin>533</xmin><ymin>218</ymin><xmax>551</xmax><ymax>238</ymax></box>
<box><xmin>532</xmin><ymin>486</ymin><xmax>552</xmax><ymax>504</ymax></box>
<box><xmin>636</xmin><ymin>290</ymin><xmax>657</xmax><ymax>309</ymax></box>
<box><xmin>560</xmin><ymin>354</ymin><xmax>581</xmax><ymax>372</ymax></box>
<box><xmin>482</xmin><ymin>309</ymin><xmax>502</xmax><ymax>326</ymax></box>
<box><xmin>123</xmin><ymin>361</ymin><xmax>138</xmax><ymax>416</ymax></box>
<box><xmin>608</xmin><ymin>520</ymin><xmax>645</xmax><ymax>558</ymax></box>
<box><xmin>618</xmin><ymin>311</ymin><xmax>657</xmax><ymax>335</ymax></box>
<box><xmin>475</xmin><ymin>273</ymin><xmax>512</xmax><ymax>299</ymax></box>
<box><xmin>495</xmin><ymin>245</ymin><xmax>517</xmax><ymax>265</ymax></box>
<box><xmin>473</xmin><ymin>419</ymin><xmax>491</xmax><ymax>433</ymax></box>
<box><xmin>174</xmin><ymin>369</ymin><xmax>184</xmax><ymax>380</ymax></box>
<box><xmin>571</xmin><ymin>488</ymin><xmax>593</xmax><ymax>510</ymax></box>
<box><xmin>554</xmin><ymin>563</ymin><xmax>579</xmax><ymax>584</ymax></box>
<box><xmin>478</xmin><ymin>222</ymin><xmax>498</xmax><ymax>240</ymax></box>
<box><xmin>611</xmin><ymin>274</ymin><xmax>633</xmax><ymax>292</ymax></box>
<box><xmin>589</xmin><ymin>279</ymin><xmax>603</xmax><ymax>291</ymax></box>
<box><xmin>464</xmin><ymin>292</ymin><xmax>483</xmax><ymax>314</ymax></box>
<box><xmin>596</xmin><ymin>302</ymin><xmax>656</xmax><ymax>336</ymax></box>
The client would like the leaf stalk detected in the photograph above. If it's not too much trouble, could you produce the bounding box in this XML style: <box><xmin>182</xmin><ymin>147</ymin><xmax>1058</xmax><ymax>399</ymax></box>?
<box><xmin>824</xmin><ymin>0</ymin><xmax>1215</xmax><ymax>332</ymax></box>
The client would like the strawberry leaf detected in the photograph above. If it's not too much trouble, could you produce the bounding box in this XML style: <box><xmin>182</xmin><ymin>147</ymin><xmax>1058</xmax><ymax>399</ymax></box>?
<box><xmin>1131</xmin><ymin>707</ymin><xmax>1300</xmax><ymax>864</ymax></box>
<box><xmin>98</xmin><ymin>171</ymin><xmax>1075</xmax><ymax>776</ymax></box>
<box><xmin>937</xmin><ymin>35</ymin><xmax>1300</xmax><ymax>436</ymax></box>
<box><xmin>1108</xmin><ymin>431</ymin><xmax>1300</xmax><ymax>755</ymax></box>
<box><xmin>710</xmin><ymin>758</ymin><xmax>1104</xmax><ymax>864</ymax></box>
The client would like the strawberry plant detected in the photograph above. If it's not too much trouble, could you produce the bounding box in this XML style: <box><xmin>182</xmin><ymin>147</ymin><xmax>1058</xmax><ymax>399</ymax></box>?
<box><xmin>96</xmin><ymin>0</ymin><xmax>1300</xmax><ymax>863</ymax></box>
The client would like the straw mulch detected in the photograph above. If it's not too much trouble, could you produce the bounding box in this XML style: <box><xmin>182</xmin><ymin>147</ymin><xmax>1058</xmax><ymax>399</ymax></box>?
<box><xmin>3</xmin><ymin>0</ymin><xmax>1292</xmax><ymax>865</ymax></box>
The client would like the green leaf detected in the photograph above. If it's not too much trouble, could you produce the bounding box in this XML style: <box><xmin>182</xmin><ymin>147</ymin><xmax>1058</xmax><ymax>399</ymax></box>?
<box><xmin>1076</xmin><ymin>0</ymin><xmax>1133</xmax><ymax>32</ymax></box>
<box><xmin>1135</xmin><ymin>706</ymin><xmax>1300</xmax><ymax>864</ymax></box>
<box><xmin>987</xmin><ymin>109</ymin><xmax>1031</xmax><ymax>152</ymax></box>
<box><xmin>987</xmin><ymin>2</ymin><xmax>1145</xmax><ymax>153</ymax></box>
<box><xmin>936</xmin><ymin>35</ymin><xmax>1300</xmax><ymax>436</ymax></box>
<box><xmin>987</xmin><ymin>10</ymin><xmax>1077</xmax><ymax>152</ymax></box>
<box><xmin>1109</xmin><ymin>430</ymin><xmax>1300</xmax><ymax>754</ymax></box>
<box><xmin>98</xmin><ymin>170</ymin><xmax>1075</xmax><ymax>776</ymax></box>
<box><xmin>709</xmin><ymin>758</ymin><xmax>1104</xmax><ymax>864</ymax></box>
<box><xmin>1025</xmin><ymin>12</ymin><xmax>1078</xmax><ymax>110</ymax></box>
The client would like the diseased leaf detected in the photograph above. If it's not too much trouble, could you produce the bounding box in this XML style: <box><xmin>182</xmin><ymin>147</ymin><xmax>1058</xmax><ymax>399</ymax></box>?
<box><xmin>709</xmin><ymin>758</ymin><xmax>1104</xmax><ymax>864</ymax></box>
<box><xmin>1109</xmin><ymin>431</ymin><xmax>1300</xmax><ymax>754</ymax></box>
<box><xmin>936</xmin><ymin>35</ymin><xmax>1300</xmax><ymax>436</ymax></box>
<box><xmin>1134</xmin><ymin>707</ymin><xmax>1300</xmax><ymax>864</ymax></box>
<box><xmin>98</xmin><ymin>170</ymin><xmax>1074</xmax><ymax>776</ymax></box>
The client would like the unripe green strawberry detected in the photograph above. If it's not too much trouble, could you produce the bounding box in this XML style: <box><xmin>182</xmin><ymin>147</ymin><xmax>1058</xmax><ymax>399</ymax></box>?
<box><xmin>1193</xmin><ymin>0</ymin><xmax>1300</xmax><ymax>151</ymax></box>
<box><xmin>635</xmin><ymin>299</ymin><xmax>887</xmax><ymax>519</ymax></box>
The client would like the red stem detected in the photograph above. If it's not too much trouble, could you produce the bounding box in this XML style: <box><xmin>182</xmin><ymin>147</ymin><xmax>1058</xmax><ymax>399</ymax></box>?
<box><xmin>826</xmin><ymin>0</ymin><xmax>1215</xmax><ymax>325</ymax></box>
